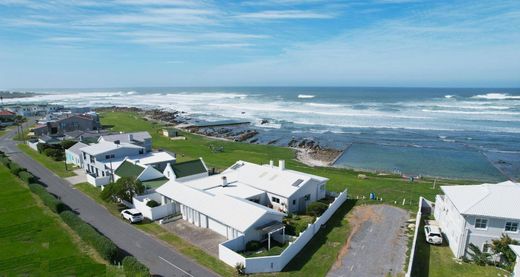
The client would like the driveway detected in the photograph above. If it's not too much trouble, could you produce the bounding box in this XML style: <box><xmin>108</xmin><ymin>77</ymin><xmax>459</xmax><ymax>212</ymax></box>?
<box><xmin>0</xmin><ymin>126</ymin><xmax>218</xmax><ymax>277</ymax></box>
<box><xmin>162</xmin><ymin>219</ymin><xmax>227</xmax><ymax>257</ymax></box>
<box><xmin>65</xmin><ymin>169</ymin><xmax>87</xmax><ymax>185</ymax></box>
<box><xmin>327</xmin><ymin>205</ymin><xmax>409</xmax><ymax>277</ymax></box>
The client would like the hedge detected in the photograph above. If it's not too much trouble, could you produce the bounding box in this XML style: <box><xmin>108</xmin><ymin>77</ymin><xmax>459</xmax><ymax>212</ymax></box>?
<box><xmin>122</xmin><ymin>256</ymin><xmax>150</xmax><ymax>276</ymax></box>
<box><xmin>18</xmin><ymin>170</ymin><xmax>35</xmax><ymax>184</ymax></box>
<box><xmin>8</xmin><ymin>162</ymin><xmax>23</xmax><ymax>175</ymax></box>
<box><xmin>0</xmin><ymin>156</ymin><xmax>10</xmax><ymax>166</ymax></box>
<box><xmin>306</xmin><ymin>201</ymin><xmax>329</xmax><ymax>217</ymax></box>
<box><xmin>59</xmin><ymin>211</ymin><xmax>119</xmax><ymax>263</ymax></box>
<box><xmin>28</xmin><ymin>183</ymin><xmax>67</xmax><ymax>214</ymax></box>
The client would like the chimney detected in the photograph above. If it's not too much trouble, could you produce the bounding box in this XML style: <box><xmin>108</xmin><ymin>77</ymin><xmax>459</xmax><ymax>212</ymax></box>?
<box><xmin>269</xmin><ymin>160</ymin><xmax>274</xmax><ymax>167</ymax></box>
<box><xmin>279</xmin><ymin>160</ymin><xmax>285</xmax><ymax>171</ymax></box>
<box><xmin>222</xmin><ymin>176</ymin><xmax>228</xmax><ymax>187</ymax></box>
<box><xmin>128</xmin><ymin>134</ymin><xmax>133</xmax><ymax>141</ymax></box>
<box><xmin>79</xmin><ymin>135</ymin><xmax>83</xmax><ymax>142</ymax></box>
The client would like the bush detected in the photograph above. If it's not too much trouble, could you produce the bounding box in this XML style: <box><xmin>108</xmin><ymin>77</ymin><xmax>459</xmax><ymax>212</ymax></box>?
<box><xmin>61</xmin><ymin>140</ymin><xmax>77</xmax><ymax>150</ymax></box>
<box><xmin>0</xmin><ymin>156</ymin><xmax>10</xmax><ymax>166</ymax></box>
<box><xmin>60</xmin><ymin>211</ymin><xmax>119</xmax><ymax>263</ymax></box>
<box><xmin>246</xmin><ymin>240</ymin><xmax>262</xmax><ymax>252</ymax></box>
<box><xmin>306</xmin><ymin>201</ymin><xmax>329</xmax><ymax>217</ymax></box>
<box><xmin>28</xmin><ymin>183</ymin><xmax>67</xmax><ymax>213</ymax></box>
<box><xmin>122</xmin><ymin>256</ymin><xmax>150</xmax><ymax>276</ymax></box>
<box><xmin>18</xmin><ymin>170</ymin><xmax>35</xmax><ymax>183</ymax></box>
<box><xmin>8</xmin><ymin>162</ymin><xmax>23</xmax><ymax>175</ymax></box>
<box><xmin>43</xmin><ymin>148</ymin><xmax>64</xmax><ymax>161</ymax></box>
<box><xmin>146</xmin><ymin>200</ymin><xmax>160</xmax><ymax>208</ymax></box>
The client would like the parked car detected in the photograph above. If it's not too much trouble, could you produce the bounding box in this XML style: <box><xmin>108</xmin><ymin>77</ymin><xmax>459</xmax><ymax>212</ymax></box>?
<box><xmin>121</xmin><ymin>209</ymin><xmax>144</xmax><ymax>223</ymax></box>
<box><xmin>424</xmin><ymin>225</ymin><xmax>443</xmax><ymax>244</ymax></box>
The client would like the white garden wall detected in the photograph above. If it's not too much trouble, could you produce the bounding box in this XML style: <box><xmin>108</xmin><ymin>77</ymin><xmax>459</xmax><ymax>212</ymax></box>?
<box><xmin>218</xmin><ymin>189</ymin><xmax>348</xmax><ymax>273</ymax></box>
<box><xmin>133</xmin><ymin>192</ymin><xmax>175</xmax><ymax>220</ymax></box>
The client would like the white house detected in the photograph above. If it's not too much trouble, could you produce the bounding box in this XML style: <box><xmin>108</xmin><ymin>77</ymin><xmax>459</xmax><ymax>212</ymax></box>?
<box><xmin>65</xmin><ymin>141</ymin><xmax>88</xmax><ymax>167</ymax></box>
<box><xmin>80</xmin><ymin>141</ymin><xmax>146</xmax><ymax>186</ymax></box>
<box><xmin>510</xmin><ymin>244</ymin><xmax>520</xmax><ymax>277</ymax></box>
<box><xmin>153</xmin><ymin>160</ymin><xmax>329</xmax><ymax>245</ymax></box>
<box><xmin>163</xmin><ymin>158</ymin><xmax>209</xmax><ymax>181</ymax></box>
<box><xmin>219</xmin><ymin>160</ymin><xmax>328</xmax><ymax>213</ymax></box>
<box><xmin>98</xmin><ymin>131</ymin><xmax>152</xmax><ymax>152</ymax></box>
<box><xmin>156</xmin><ymin>181</ymin><xmax>286</xmax><ymax>241</ymax></box>
<box><xmin>434</xmin><ymin>181</ymin><xmax>520</xmax><ymax>258</ymax></box>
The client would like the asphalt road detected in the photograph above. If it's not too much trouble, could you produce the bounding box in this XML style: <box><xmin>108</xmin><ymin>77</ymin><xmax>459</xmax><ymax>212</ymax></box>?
<box><xmin>327</xmin><ymin>205</ymin><xmax>409</xmax><ymax>277</ymax></box>
<box><xmin>0</xmin><ymin>125</ymin><xmax>218</xmax><ymax>277</ymax></box>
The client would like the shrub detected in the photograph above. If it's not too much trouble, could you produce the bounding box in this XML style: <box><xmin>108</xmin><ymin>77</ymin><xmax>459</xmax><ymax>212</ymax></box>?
<box><xmin>146</xmin><ymin>200</ymin><xmax>160</xmax><ymax>208</ymax></box>
<box><xmin>43</xmin><ymin>148</ymin><xmax>64</xmax><ymax>161</ymax></box>
<box><xmin>8</xmin><ymin>162</ymin><xmax>23</xmax><ymax>175</ymax></box>
<box><xmin>60</xmin><ymin>211</ymin><xmax>119</xmax><ymax>263</ymax></box>
<box><xmin>306</xmin><ymin>201</ymin><xmax>329</xmax><ymax>217</ymax></box>
<box><xmin>61</xmin><ymin>140</ymin><xmax>77</xmax><ymax>150</ymax></box>
<box><xmin>246</xmin><ymin>240</ymin><xmax>262</xmax><ymax>252</ymax></box>
<box><xmin>18</xmin><ymin>171</ymin><xmax>35</xmax><ymax>183</ymax></box>
<box><xmin>235</xmin><ymin>263</ymin><xmax>245</xmax><ymax>275</ymax></box>
<box><xmin>122</xmin><ymin>256</ymin><xmax>150</xmax><ymax>276</ymax></box>
<box><xmin>28</xmin><ymin>183</ymin><xmax>67</xmax><ymax>213</ymax></box>
<box><xmin>0</xmin><ymin>156</ymin><xmax>10</xmax><ymax>166</ymax></box>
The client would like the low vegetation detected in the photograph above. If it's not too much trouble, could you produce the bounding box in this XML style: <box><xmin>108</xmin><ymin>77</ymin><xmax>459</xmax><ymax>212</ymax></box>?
<box><xmin>100</xmin><ymin>176</ymin><xmax>144</xmax><ymax>203</ymax></box>
<box><xmin>18</xmin><ymin>144</ymin><xmax>76</xmax><ymax>177</ymax></box>
<box><xmin>122</xmin><ymin>256</ymin><xmax>150</xmax><ymax>276</ymax></box>
<box><xmin>0</xmin><ymin>163</ymin><xmax>109</xmax><ymax>276</ymax></box>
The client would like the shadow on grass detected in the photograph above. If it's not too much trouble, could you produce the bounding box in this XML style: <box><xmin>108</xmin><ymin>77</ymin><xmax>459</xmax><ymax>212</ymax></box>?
<box><xmin>282</xmin><ymin>199</ymin><xmax>357</xmax><ymax>272</ymax></box>
<box><xmin>412</xmin><ymin>216</ymin><xmax>430</xmax><ymax>277</ymax></box>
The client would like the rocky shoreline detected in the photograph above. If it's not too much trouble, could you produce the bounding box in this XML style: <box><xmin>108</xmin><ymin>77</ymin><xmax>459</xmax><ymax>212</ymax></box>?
<box><xmin>96</xmin><ymin>106</ymin><xmax>343</xmax><ymax>167</ymax></box>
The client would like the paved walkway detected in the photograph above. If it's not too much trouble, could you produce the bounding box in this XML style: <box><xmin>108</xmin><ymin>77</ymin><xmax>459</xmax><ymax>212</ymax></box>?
<box><xmin>328</xmin><ymin>205</ymin><xmax>409</xmax><ymax>277</ymax></box>
<box><xmin>65</xmin><ymin>169</ymin><xmax>87</xmax><ymax>185</ymax></box>
<box><xmin>162</xmin><ymin>220</ymin><xmax>227</xmax><ymax>257</ymax></box>
<box><xmin>0</xmin><ymin>126</ymin><xmax>218</xmax><ymax>277</ymax></box>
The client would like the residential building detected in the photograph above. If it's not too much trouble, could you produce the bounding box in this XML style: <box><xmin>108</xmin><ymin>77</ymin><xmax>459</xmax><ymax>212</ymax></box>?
<box><xmin>0</xmin><ymin>110</ymin><xmax>16</xmax><ymax>121</ymax></box>
<box><xmin>113</xmin><ymin>160</ymin><xmax>168</xmax><ymax>189</ymax></box>
<box><xmin>81</xmin><ymin>141</ymin><xmax>145</xmax><ymax>186</ymax></box>
<box><xmin>163</xmin><ymin>158</ymin><xmax>209</xmax><ymax>181</ymax></box>
<box><xmin>153</xmin><ymin>160</ymin><xmax>329</xmax><ymax>241</ymax></box>
<box><xmin>98</xmin><ymin>131</ymin><xmax>152</xmax><ymax>152</ymax></box>
<box><xmin>65</xmin><ymin>142</ymin><xmax>88</xmax><ymax>167</ymax></box>
<box><xmin>434</xmin><ymin>181</ymin><xmax>520</xmax><ymax>258</ymax></box>
<box><xmin>32</xmin><ymin>113</ymin><xmax>101</xmax><ymax>136</ymax></box>
<box><xmin>6</xmin><ymin>103</ymin><xmax>64</xmax><ymax>116</ymax></box>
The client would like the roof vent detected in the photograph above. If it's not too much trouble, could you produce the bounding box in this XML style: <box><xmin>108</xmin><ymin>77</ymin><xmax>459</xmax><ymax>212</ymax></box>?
<box><xmin>222</xmin><ymin>176</ymin><xmax>228</xmax><ymax>187</ymax></box>
<box><xmin>279</xmin><ymin>160</ymin><xmax>285</xmax><ymax>171</ymax></box>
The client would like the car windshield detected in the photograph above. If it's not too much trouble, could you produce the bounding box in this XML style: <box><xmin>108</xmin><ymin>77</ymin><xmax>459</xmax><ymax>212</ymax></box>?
<box><xmin>429</xmin><ymin>233</ymin><xmax>441</xmax><ymax>237</ymax></box>
<box><xmin>132</xmin><ymin>212</ymin><xmax>143</xmax><ymax>216</ymax></box>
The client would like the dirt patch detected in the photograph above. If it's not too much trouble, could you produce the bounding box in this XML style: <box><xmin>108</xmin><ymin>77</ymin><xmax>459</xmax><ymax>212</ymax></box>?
<box><xmin>328</xmin><ymin>205</ymin><xmax>409</xmax><ymax>277</ymax></box>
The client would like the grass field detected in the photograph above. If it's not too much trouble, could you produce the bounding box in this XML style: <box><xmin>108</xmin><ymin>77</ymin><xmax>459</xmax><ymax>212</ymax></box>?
<box><xmin>18</xmin><ymin>143</ymin><xmax>76</xmax><ymax>177</ymax></box>
<box><xmin>100</xmin><ymin>111</ymin><xmax>475</xmax><ymax>212</ymax></box>
<box><xmin>0</xmin><ymin>165</ymin><xmax>119</xmax><ymax>276</ymax></box>
<box><xmin>412</xmin><ymin>216</ymin><xmax>507</xmax><ymax>277</ymax></box>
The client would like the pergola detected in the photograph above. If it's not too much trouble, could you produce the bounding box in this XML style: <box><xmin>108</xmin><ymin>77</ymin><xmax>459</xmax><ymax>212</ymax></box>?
<box><xmin>257</xmin><ymin>221</ymin><xmax>286</xmax><ymax>250</ymax></box>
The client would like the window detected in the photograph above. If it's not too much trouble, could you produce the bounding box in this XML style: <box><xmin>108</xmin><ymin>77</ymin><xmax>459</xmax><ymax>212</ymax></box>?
<box><xmin>482</xmin><ymin>243</ymin><xmax>492</xmax><ymax>253</ymax></box>
<box><xmin>304</xmin><ymin>194</ymin><xmax>311</xmax><ymax>201</ymax></box>
<box><xmin>505</xmin><ymin>222</ymin><xmax>519</xmax><ymax>232</ymax></box>
<box><xmin>475</xmin><ymin>218</ymin><xmax>488</xmax><ymax>229</ymax></box>
<box><xmin>271</xmin><ymin>197</ymin><xmax>280</xmax><ymax>204</ymax></box>
<box><xmin>105</xmin><ymin>155</ymin><xmax>110</xmax><ymax>159</ymax></box>
<box><xmin>320</xmin><ymin>184</ymin><xmax>325</xmax><ymax>190</ymax></box>
<box><xmin>292</xmin><ymin>199</ymin><xmax>296</xmax><ymax>205</ymax></box>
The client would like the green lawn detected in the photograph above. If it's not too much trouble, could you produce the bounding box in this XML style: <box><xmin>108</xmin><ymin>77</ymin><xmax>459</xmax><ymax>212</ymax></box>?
<box><xmin>0</xmin><ymin>165</ymin><xmax>117</xmax><ymax>276</ymax></box>
<box><xmin>18</xmin><ymin>143</ymin><xmax>76</xmax><ymax>177</ymax></box>
<box><xmin>100</xmin><ymin>111</ymin><xmax>475</xmax><ymax>212</ymax></box>
<box><xmin>413</xmin><ymin>216</ymin><xmax>507</xmax><ymax>277</ymax></box>
<box><xmin>89</xmin><ymin>111</ymin><xmax>484</xmax><ymax>276</ymax></box>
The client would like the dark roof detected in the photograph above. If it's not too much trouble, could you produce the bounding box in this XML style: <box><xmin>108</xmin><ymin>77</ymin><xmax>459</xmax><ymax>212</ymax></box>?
<box><xmin>115</xmin><ymin>161</ymin><xmax>145</xmax><ymax>178</ymax></box>
<box><xmin>171</xmin><ymin>159</ymin><xmax>207</xmax><ymax>178</ymax></box>
<box><xmin>142</xmin><ymin>177</ymin><xmax>169</xmax><ymax>189</ymax></box>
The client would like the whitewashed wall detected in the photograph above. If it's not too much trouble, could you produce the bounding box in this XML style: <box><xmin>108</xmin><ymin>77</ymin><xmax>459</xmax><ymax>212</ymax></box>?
<box><xmin>133</xmin><ymin>193</ymin><xmax>174</xmax><ymax>220</ymax></box>
<box><xmin>218</xmin><ymin>189</ymin><xmax>348</xmax><ymax>274</ymax></box>
<box><xmin>405</xmin><ymin>196</ymin><xmax>430</xmax><ymax>277</ymax></box>
<box><xmin>86</xmin><ymin>174</ymin><xmax>110</xmax><ymax>187</ymax></box>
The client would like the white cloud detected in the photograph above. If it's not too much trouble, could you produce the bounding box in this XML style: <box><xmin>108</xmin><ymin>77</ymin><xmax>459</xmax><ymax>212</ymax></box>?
<box><xmin>235</xmin><ymin>10</ymin><xmax>335</xmax><ymax>20</ymax></box>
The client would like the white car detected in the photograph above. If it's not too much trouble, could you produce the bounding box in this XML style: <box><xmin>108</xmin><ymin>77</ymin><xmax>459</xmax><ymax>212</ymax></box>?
<box><xmin>424</xmin><ymin>225</ymin><xmax>443</xmax><ymax>245</ymax></box>
<box><xmin>121</xmin><ymin>209</ymin><xmax>144</xmax><ymax>223</ymax></box>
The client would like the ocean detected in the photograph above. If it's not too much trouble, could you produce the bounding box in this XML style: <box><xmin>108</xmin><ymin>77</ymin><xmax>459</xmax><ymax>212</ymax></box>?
<box><xmin>6</xmin><ymin>87</ymin><xmax>520</xmax><ymax>182</ymax></box>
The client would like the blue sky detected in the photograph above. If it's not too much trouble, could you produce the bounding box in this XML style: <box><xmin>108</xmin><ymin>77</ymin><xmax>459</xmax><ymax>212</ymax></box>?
<box><xmin>0</xmin><ymin>0</ymin><xmax>519</xmax><ymax>88</ymax></box>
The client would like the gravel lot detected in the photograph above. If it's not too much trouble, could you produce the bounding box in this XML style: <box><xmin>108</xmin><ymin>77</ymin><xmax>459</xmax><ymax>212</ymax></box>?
<box><xmin>328</xmin><ymin>205</ymin><xmax>410</xmax><ymax>277</ymax></box>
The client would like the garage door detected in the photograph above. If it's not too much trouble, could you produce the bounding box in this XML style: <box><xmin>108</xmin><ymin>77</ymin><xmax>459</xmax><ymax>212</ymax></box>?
<box><xmin>208</xmin><ymin>218</ymin><xmax>228</xmax><ymax>238</ymax></box>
